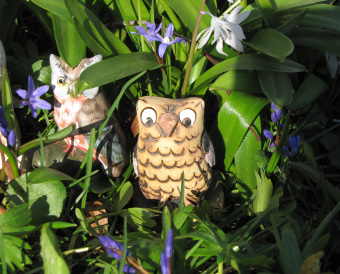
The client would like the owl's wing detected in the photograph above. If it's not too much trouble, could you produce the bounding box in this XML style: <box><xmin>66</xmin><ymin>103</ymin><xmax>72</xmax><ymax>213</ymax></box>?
<box><xmin>202</xmin><ymin>131</ymin><xmax>215</xmax><ymax>167</ymax></box>
<box><xmin>133</xmin><ymin>144</ymin><xmax>138</xmax><ymax>176</ymax></box>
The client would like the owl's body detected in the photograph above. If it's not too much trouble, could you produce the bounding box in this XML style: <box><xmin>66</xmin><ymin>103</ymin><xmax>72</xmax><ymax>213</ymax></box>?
<box><xmin>133</xmin><ymin>96</ymin><xmax>215</xmax><ymax>204</ymax></box>
<box><xmin>50</xmin><ymin>54</ymin><xmax>127</xmax><ymax>177</ymax></box>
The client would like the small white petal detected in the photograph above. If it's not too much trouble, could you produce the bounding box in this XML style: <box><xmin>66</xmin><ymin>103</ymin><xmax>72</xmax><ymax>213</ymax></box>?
<box><xmin>215</xmin><ymin>37</ymin><xmax>228</xmax><ymax>56</ymax></box>
<box><xmin>198</xmin><ymin>27</ymin><xmax>214</xmax><ymax>49</ymax></box>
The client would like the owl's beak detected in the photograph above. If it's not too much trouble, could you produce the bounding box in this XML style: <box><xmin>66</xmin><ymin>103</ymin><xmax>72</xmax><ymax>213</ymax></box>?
<box><xmin>157</xmin><ymin>113</ymin><xmax>178</xmax><ymax>137</ymax></box>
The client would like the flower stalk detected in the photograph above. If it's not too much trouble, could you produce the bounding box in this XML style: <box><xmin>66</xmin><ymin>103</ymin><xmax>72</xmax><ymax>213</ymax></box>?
<box><xmin>181</xmin><ymin>0</ymin><xmax>206</xmax><ymax>98</ymax></box>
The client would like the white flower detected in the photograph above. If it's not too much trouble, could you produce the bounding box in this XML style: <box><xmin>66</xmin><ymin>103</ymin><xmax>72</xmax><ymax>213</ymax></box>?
<box><xmin>325</xmin><ymin>52</ymin><xmax>340</xmax><ymax>79</ymax></box>
<box><xmin>197</xmin><ymin>6</ymin><xmax>250</xmax><ymax>56</ymax></box>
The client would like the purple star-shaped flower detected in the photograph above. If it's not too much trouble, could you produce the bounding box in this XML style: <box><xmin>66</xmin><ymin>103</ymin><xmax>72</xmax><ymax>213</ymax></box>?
<box><xmin>98</xmin><ymin>235</ymin><xmax>135</xmax><ymax>273</ymax></box>
<box><xmin>161</xmin><ymin>229</ymin><xmax>173</xmax><ymax>274</ymax></box>
<box><xmin>147</xmin><ymin>23</ymin><xmax>186</xmax><ymax>58</ymax></box>
<box><xmin>263</xmin><ymin>129</ymin><xmax>273</xmax><ymax>140</ymax></box>
<box><xmin>16</xmin><ymin>76</ymin><xmax>51</xmax><ymax>118</ymax></box>
<box><xmin>131</xmin><ymin>21</ymin><xmax>162</xmax><ymax>43</ymax></box>
<box><xmin>0</xmin><ymin>106</ymin><xmax>16</xmax><ymax>147</ymax></box>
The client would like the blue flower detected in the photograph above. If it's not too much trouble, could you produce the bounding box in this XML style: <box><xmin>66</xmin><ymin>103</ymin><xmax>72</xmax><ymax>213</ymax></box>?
<box><xmin>289</xmin><ymin>136</ymin><xmax>300</xmax><ymax>155</ymax></box>
<box><xmin>99</xmin><ymin>235</ymin><xmax>135</xmax><ymax>273</ymax></box>
<box><xmin>131</xmin><ymin>21</ymin><xmax>162</xmax><ymax>43</ymax></box>
<box><xmin>283</xmin><ymin>136</ymin><xmax>301</xmax><ymax>158</ymax></box>
<box><xmin>263</xmin><ymin>129</ymin><xmax>273</xmax><ymax>140</ymax></box>
<box><xmin>0</xmin><ymin>106</ymin><xmax>15</xmax><ymax>147</ymax></box>
<box><xmin>161</xmin><ymin>229</ymin><xmax>173</xmax><ymax>274</ymax></box>
<box><xmin>16</xmin><ymin>76</ymin><xmax>51</xmax><ymax>118</ymax></box>
<box><xmin>147</xmin><ymin>23</ymin><xmax>186</xmax><ymax>58</ymax></box>
<box><xmin>270</xmin><ymin>102</ymin><xmax>282</xmax><ymax>124</ymax></box>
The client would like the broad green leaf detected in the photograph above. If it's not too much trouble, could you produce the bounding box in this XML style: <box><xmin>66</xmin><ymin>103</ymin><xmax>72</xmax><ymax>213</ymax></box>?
<box><xmin>210</xmin><ymin>70</ymin><xmax>262</xmax><ymax>94</ymax></box>
<box><xmin>280</xmin><ymin>229</ymin><xmax>303</xmax><ymax>274</ymax></box>
<box><xmin>190</xmin><ymin>54</ymin><xmax>306</xmax><ymax>96</ymax></box>
<box><xmin>65</xmin><ymin>0</ymin><xmax>131</xmax><ymax>56</ymax></box>
<box><xmin>295</xmin><ymin>4</ymin><xmax>340</xmax><ymax>32</ymax></box>
<box><xmin>122</xmin><ymin>208</ymin><xmax>157</xmax><ymax>229</ymax></box>
<box><xmin>0</xmin><ymin>204</ymin><xmax>32</xmax><ymax>233</ymax></box>
<box><xmin>276</xmin><ymin>8</ymin><xmax>308</xmax><ymax>34</ymax></box>
<box><xmin>28</xmin><ymin>167</ymin><xmax>74</xmax><ymax>184</ymax></box>
<box><xmin>289</xmin><ymin>27</ymin><xmax>340</xmax><ymax>57</ymax></box>
<box><xmin>52</xmin><ymin>14</ymin><xmax>86</xmax><ymax>68</ymax></box>
<box><xmin>210</xmin><ymin>92</ymin><xmax>268</xmax><ymax>172</ymax></box>
<box><xmin>77</xmin><ymin>52</ymin><xmax>159</xmax><ymax>93</ymax></box>
<box><xmin>111</xmin><ymin>181</ymin><xmax>133</xmax><ymax>211</ymax></box>
<box><xmin>31</xmin><ymin>0</ymin><xmax>72</xmax><ymax>22</ymax></box>
<box><xmin>244</xmin><ymin>28</ymin><xmax>294</xmax><ymax>62</ymax></box>
<box><xmin>116</xmin><ymin>0</ymin><xmax>150</xmax><ymax>35</ymax></box>
<box><xmin>165</xmin><ymin>0</ymin><xmax>211</xmax><ymax>32</ymax></box>
<box><xmin>235</xmin><ymin>115</ymin><xmax>261</xmax><ymax>198</ymax></box>
<box><xmin>40</xmin><ymin>224</ymin><xmax>70</xmax><ymax>274</ymax></box>
<box><xmin>255</xmin><ymin>0</ymin><xmax>278</xmax><ymax>28</ymax></box>
<box><xmin>289</xmin><ymin>74</ymin><xmax>328</xmax><ymax>111</ymax></box>
<box><xmin>29</xmin><ymin>180</ymin><xmax>67</xmax><ymax>224</ymax></box>
<box><xmin>257</xmin><ymin>71</ymin><xmax>293</xmax><ymax>107</ymax></box>
<box><xmin>173</xmin><ymin>205</ymin><xmax>193</xmax><ymax>231</ymax></box>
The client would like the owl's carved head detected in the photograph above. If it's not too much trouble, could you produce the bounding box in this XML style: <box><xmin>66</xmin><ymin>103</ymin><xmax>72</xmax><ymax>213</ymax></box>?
<box><xmin>136</xmin><ymin>96</ymin><xmax>205</xmax><ymax>140</ymax></box>
<box><xmin>50</xmin><ymin>54</ymin><xmax>102</xmax><ymax>99</ymax></box>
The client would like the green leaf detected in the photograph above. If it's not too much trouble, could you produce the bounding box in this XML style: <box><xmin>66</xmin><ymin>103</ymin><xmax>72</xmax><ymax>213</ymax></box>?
<box><xmin>255</xmin><ymin>0</ymin><xmax>279</xmax><ymax>28</ymax></box>
<box><xmin>165</xmin><ymin>0</ymin><xmax>211</xmax><ymax>32</ymax></box>
<box><xmin>210</xmin><ymin>92</ymin><xmax>268</xmax><ymax>171</ymax></box>
<box><xmin>253</xmin><ymin>169</ymin><xmax>273</xmax><ymax>214</ymax></box>
<box><xmin>235</xmin><ymin>115</ymin><xmax>261</xmax><ymax>198</ymax></box>
<box><xmin>276</xmin><ymin>8</ymin><xmax>308</xmax><ymax>34</ymax></box>
<box><xmin>28</xmin><ymin>180</ymin><xmax>67</xmax><ymax>224</ymax></box>
<box><xmin>65</xmin><ymin>0</ymin><xmax>130</xmax><ymax>56</ymax></box>
<box><xmin>297</xmin><ymin>4</ymin><xmax>340</xmax><ymax>32</ymax></box>
<box><xmin>111</xmin><ymin>181</ymin><xmax>133</xmax><ymax>211</ymax></box>
<box><xmin>28</xmin><ymin>167</ymin><xmax>75</xmax><ymax>184</ymax></box>
<box><xmin>77</xmin><ymin>52</ymin><xmax>159</xmax><ymax>93</ymax></box>
<box><xmin>31</xmin><ymin>0</ymin><xmax>72</xmax><ymax>22</ymax></box>
<box><xmin>289</xmin><ymin>74</ymin><xmax>328</xmax><ymax>111</ymax></box>
<box><xmin>52</xmin><ymin>14</ymin><xmax>86</xmax><ymax>68</ymax></box>
<box><xmin>18</xmin><ymin>124</ymin><xmax>76</xmax><ymax>155</ymax></box>
<box><xmin>289</xmin><ymin>27</ymin><xmax>340</xmax><ymax>57</ymax></box>
<box><xmin>40</xmin><ymin>223</ymin><xmax>70</xmax><ymax>274</ymax></box>
<box><xmin>122</xmin><ymin>208</ymin><xmax>157</xmax><ymax>230</ymax></box>
<box><xmin>257</xmin><ymin>71</ymin><xmax>293</xmax><ymax>107</ymax></box>
<box><xmin>280</xmin><ymin>229</ymin><xmax>303</xmax><ymax>274</ymax></box>
<box><xmin>190</xmin><ymin>54</ymin><xmax>306</xmax><ymax>96</ymax></box>
<box><xmin>244</xmin><ymin>28</ymin><xmax>294</xmax><ymax>62</ymax></box>
<box><xmin>0</xmin><ymin>234</ymin><xmax>32</xmax><ymax>271</ymax></box>
<box><xmin>0</xmin><ymin>204</ymin><xmax>32</xmax><ymax>233</ymax></box>
<box><xmin>210</xmin><ymin>70</ymin><xmax>262</xmax><ymax>94</ymax></box>
<box><xmin>302</xmin><ymin>201</ymin><xmax>340</xmax><ymax>259</ymax></box>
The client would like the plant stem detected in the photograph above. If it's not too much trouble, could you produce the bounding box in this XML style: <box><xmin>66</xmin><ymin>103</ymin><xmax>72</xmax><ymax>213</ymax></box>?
<box><xmin>0</xmin><ymin>143</ymin><xmax>19</xmax><ymax>179</ymax></box>
<box><xmin>180</xmin><ymin>0</ymin><xmax>206</xmax><ymax>98</ymax></box>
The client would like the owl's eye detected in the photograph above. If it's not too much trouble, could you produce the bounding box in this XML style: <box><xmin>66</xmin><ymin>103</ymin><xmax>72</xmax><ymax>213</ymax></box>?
<box><xmin>57</xmin><ymin>77</ymin><xmax>66</xmax><ymax>86</ymax></box>
<box><xmin>141</xmin><ymin>108</ymin><xmax>156</xmax><ymax>127</ymax></box>
<box><xmin>179</xmin><ymin>109</ymin><xmax>196</xmax><ymax>128</ymax></box>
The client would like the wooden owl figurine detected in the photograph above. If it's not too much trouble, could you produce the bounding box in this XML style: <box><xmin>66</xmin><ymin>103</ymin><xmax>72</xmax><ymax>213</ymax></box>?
<box><xmin>133</xmin><ymin>96</ymin><xmax>215</xmax><ymax>205</ymax></box>
<box><xmin>50</xmin><ymin>54</ymin><xmax>127</xmax><ymax>177</ymax></box>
